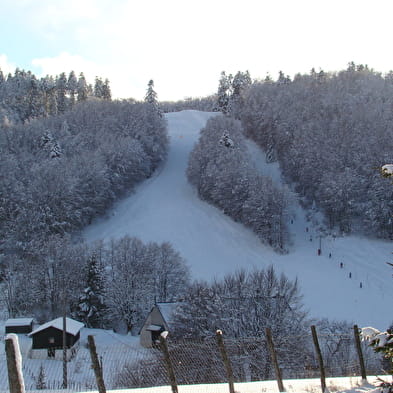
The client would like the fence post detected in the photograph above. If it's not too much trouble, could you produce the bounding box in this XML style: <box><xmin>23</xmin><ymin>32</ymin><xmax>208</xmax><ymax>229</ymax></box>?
<box><xmin>5</xmin><ymin>334</ymin><xmax>25</xmax><ymax>393</ymax></box>
<box><xmin>311</xmin><ymin>325</ymin><xmax>326</xmax><ymax>393</ymax></box>
<box><xmin>88</xmin><ymin>335</ymin><xmax>106</xmax><ymax>393</ymax></box>
<box><xmin>353</xmin><ymin>325</ymin><xmax>367</xmax><ymax>381</ymax></box>
<box><xmin>265</xmin><ymin>327</ymin><xmax>285</xmax><ymax>392</ymax></box>
<box><xmin>159</xmin><ymin>331</ymin><xmax>178</xmax><ymax>393</ymax></box>
<box><xmin>216</xmin><ymin>330</ymin><xmax>235</xmax><ymax>393</ymax></box>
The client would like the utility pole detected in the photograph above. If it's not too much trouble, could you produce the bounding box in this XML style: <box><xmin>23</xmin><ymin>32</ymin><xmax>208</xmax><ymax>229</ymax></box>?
<box><xmin>62</xmin><ymin>290</ymin><xmax>67</xmax><ymax>388</ymax></box>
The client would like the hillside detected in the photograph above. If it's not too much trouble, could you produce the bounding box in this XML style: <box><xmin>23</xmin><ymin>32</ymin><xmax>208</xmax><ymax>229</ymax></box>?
<box><xmin>83</xmin><ymin>110</ymin><xmax>393</xmax><ymax>330</ymax></box>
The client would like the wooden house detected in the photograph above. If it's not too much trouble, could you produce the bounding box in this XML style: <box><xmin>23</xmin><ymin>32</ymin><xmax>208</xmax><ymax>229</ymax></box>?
<box><xmin>5</xmin><ymin>318</ymin><xmax>34</xmax><ymax>334</ymax></box>
<box><xmin>140</xmin><ymin>302</ymin><xmax>179</xmax><ymax>348</ymax></box>
<box><xmin>28</xmin><ymin>317</ymin><xmax>84</xmax><ymax>360</ymax></box>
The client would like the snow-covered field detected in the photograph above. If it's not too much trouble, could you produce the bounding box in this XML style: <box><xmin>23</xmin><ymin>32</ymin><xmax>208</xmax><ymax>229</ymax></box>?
<box><xmin>78</xmin><ymin>376</ymin><xmax>388</xmax><ymax>393</ymax></box>
<box><xmin>83</xmin><ymin>110</ymin><xmax>393</xmax><ymax>331</ymax></box>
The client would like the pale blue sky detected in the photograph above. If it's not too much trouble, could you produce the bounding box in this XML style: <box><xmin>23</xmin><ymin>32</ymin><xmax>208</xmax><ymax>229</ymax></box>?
<box><xmin>1</xmin><ymin>0</ymin><xmax>393</xmax><ymax>101</ymax></box>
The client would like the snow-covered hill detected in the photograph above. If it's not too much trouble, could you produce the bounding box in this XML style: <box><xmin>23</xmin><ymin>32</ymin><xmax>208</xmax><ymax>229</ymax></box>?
<box><xmin>83</xmin><ymin>110</ymin><xmax>393</xmax><ymax>330</ymax></box>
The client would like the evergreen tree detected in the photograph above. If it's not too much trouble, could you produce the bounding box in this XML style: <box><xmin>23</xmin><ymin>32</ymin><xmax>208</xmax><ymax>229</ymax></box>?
<box><xmin>102</xmin><ymin>78</ymin><xmax>112</xmax><ymax>100</ymax></box>
<box><xmin>67</xmin><ymin>71</ymin><xmax>78</xmax><ymax>107</ymax></box>
<box><xmin>76</xmin><ymin>253</ymin><xmax>106</xmax><ymax>328</ymax></box>
<box><xmin>94</xmin><ymin>76</ymin><xmax>104</xmax><ymax>98</ymax></box>
<box><xmin>144</xmin><ymin>79</ymin><xmax>161</xmax><ymax>116</ymax></box>
<box><xmin>77</xmin><ymin>72</ymin><xmax>88</xmax><ymax>102</ymax></box>
<box><xmin>56</xmin><ymin>72</ymin><xmax>68</xmax><ymax>113</ymax></box>
<box><xmin>216</xmin><ymin>71</ymin><xmax>231</xmax><ymax>114</ymax></box>
<box><xmin>145</xmin><ymin>79</ymin><xmax>158</xmax><ymax>104</ymax></box>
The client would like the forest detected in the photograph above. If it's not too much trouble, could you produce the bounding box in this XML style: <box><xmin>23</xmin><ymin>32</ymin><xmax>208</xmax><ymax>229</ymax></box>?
<box><xmin>234</xmin><ymin>64</ymin><xmax>393</xmax><ymax>238</ymax></box>
<box><xmin>0</xmin><ymin>69</ymin><xmax>172</xmax><ymax>329</ymax></box>
<box><xmin>0</xmin><ymin>63</ymin><xmax>392</xmax><ymax>335</ymax></box>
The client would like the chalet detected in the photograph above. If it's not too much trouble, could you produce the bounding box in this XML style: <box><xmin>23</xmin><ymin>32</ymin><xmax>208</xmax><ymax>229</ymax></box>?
<box><xmin>5</xmin><ymin>318</ymin><xmax>34</xmax><ymax>334</ymax></box>
<box><xmin>140</xmin><ymin>302</ymin><xmax>179</xmax><ymax>348</ymax></box>
<box><xmin>28</xmin><ymin>317</ymin><xmax>84</xmax><ymax>360</ymax></box>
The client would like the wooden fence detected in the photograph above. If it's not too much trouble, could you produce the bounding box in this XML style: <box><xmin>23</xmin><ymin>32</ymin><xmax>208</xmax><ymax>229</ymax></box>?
<box><xmin>4</xmin><ymin>325</ymin><xmax>377</xmax><ymax>393</ymax></box>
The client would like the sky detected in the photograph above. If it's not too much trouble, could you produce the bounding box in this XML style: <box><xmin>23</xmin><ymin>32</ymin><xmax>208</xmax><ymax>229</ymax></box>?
<box><xmin>1</xmin><ymin>0</ymin><xmax>393</xmax><ymax>101</ymax></box>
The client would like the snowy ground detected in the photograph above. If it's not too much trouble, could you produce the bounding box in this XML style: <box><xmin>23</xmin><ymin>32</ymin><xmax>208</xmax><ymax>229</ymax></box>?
<box><xmin>83</xmin><ymin>110</ymin><xmax>393</xmax><ymax>331</ymax></box>
<box><xmin>78</xmin><ymin>377</ymin><xmax>388</xmax><ymax>393</ymax></box>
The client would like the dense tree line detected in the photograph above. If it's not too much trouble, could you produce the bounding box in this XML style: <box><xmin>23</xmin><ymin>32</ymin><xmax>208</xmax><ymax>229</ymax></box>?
<box><xmin>1</xmin><ymin>235</ymin><xmax>189</xmax><ymax>331</ymax></box>
<box><xmin>187</xmin><ymin>115</ymin><xmax>290</xmax><ymax>251</ymax></box>
<box><xmin>0</xmin><ymin>99</ymin><xmax>167</xmax><ymax>254</ymax></box>
<box><xmin>239</xmin><ymin>64</ymin><xmax>393</xmax><ymax>238</ymax></box>
<box><xmin>160</xmin><ymin>95</ymin><xmax>216</xmax><ymax>113</ymax></box>
<box><xmin>0</xmin><ymin>67</ymin><xmax>111</xmax><ymax>123</ymax></box>
<box><xmin>0</xmin><ymin>82</ymin><xmax>169</xmax><ymax>328</ymax></box>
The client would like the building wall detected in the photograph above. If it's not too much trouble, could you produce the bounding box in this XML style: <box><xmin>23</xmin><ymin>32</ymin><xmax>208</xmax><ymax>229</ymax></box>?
<box><xmin>30</xmin><ymin>341</ymin><xmax>80</xmax><ymax>361</ymax></box>
<box><xmin>140</xmin><ymin>306</ymin><xmax>166</xmax><ymax>348</ymax></box>
<box><xmin>5</xmin><ymin>324</ymin><xmax>33</xmax><ymax>334</ymax></box>
<box><xmin>31</xmin><ymin>327</ymin><xmax>78</xmax><ymax>349</ymax></box>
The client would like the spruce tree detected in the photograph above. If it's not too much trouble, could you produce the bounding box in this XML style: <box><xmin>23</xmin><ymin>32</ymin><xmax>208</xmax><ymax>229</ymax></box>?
<box><xmin>94</xmin><ymin>76</ymin><xmax>104</xmax><ymax>98</ymax></box>
<box><xmin>67</xmin><ymin>71</ymin><xmax>78</xmax><ymax>107</ymax></box>
<box><xmin>216</xmin><ymin>71</ymin><xmax>231</xmax><ymax>114</ymax></box>
<box><xmin>144</xmin><ymin>79</ymin><xmax>161</xmax><ymax>116</ymax></box>
<box><xmin>77</xmin><ymin>72</ymin><xmax>88</xmax><ymax>102</ymax></box>
<box><xmin>76</xmin><ymin>253</ymin><xmax>106</xmax><ymax>328</ymax></box>
<box><xmin>102</xmin><ymin>78</ymin><xmax>112</xmax><ymax>100</ymax></box>
<box><xmin>56</xmin><ymin>72</ymin><xmax>68</xmax><ymax>113</ymax></box>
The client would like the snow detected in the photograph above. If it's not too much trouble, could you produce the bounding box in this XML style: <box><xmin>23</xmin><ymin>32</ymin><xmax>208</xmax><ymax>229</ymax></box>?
<box><xmin>5</xmin><ymin>318</ymin><xmax>34</xmax><ymax>327</ymax></box>
<box><xmin>83</xmin><ymin>110</ymin><xmax>393</xmax><ymax>331</ymax></box>
<box><xmin>73</xmin><ymin>377</ymin><xmax>389</xmax><ymax>393</ymax></box>
<box><xmin>381</xmin><ymin>164</ymin><xmax>393</xmax><ymax>177</ymax></box>
<box><xmin>5</xmin><ymin>333</ymin><xmax>25</xmax><ymax>392</ymax></box>
<box><xmin>156</xmin><ymin>302</ymin><xmax>179</xmax><ymax>327</ymax></box>
<box><xmin>29</xmin><ymin>317</ymin><xmax>84</xmax><ymax>337</ymax></box>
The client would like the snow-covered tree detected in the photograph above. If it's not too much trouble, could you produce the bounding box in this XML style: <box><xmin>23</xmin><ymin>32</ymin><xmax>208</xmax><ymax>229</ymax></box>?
<box><xmin>77</xmin><ymin>72</ymin><xmax>88</xmax><ymax>102</ymax></box>
<box><xmin>75</xmin><ymin>253</ymin><xmax>106</xmax><ymax>328</ymax></box>
<box><xmin>216</xmin><ymin>71</ymin><xmax>232</xmax><ymax>114</ymax></box>
<box><xmin>362</xmin><ymin>326</ymin><xmax>393</xmax><ymax>392</ymax></box>
<box><xmin>56</xmin><ymin>72</ymin><xmax>68</xmax><ymax>113</ymax></box>
<box><xmin>144</xmin><ymin>79</ymin><xmax>161</xmax><ymax>116</ymax></box>
<box><xmin>67</xmin><ymin>71</ymin><xmax>78</xmax><ymax>107</ymax></box>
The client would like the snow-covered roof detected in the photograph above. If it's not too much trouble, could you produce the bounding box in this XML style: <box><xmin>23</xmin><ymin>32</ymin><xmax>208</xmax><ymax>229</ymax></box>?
<box><xmin>5</xmin><ymin>318</ymin><xmax>34</xmax><ymax>327</ymax></box>
<box><xmin>146</xmin><ymin>324</ymin><xmax>164</xmax><ymax>332</ymax></box>
<box><xmin>156</xmin><ymin>302</ymin><xmax>180</xmax><ymax>327</ymax></box>
<box><xmin>29</xmin><ymin>317</ymin><xmax>84</xmax><ymax>337</ymax></box>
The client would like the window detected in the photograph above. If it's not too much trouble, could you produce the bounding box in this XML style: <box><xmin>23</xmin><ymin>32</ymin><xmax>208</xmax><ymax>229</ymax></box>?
<box><xmin>48</xmin><ymin>337</ymin><xmax>55</xmax><ymax>344</ymax></box>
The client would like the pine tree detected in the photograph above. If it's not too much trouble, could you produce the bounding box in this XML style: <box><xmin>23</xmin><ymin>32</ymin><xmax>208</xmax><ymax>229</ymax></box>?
<box><xmin>102</xmin><ymin>78</ymin><xmax>112</xmax><ymax>100</ymax></box>
<box><xmin>144</xmin><ymin>79</ymin><xmax>161</xmax><ymax>116</ymax></box>
<box><xmin>145</xmin><ymin>79</ymin><xmax>157</xmax><ymax>104</ymax></box>
<box><xmin>216</xmin><ymin>71</ymin><xmax>231</xmax><ymax>114</ymax></box>
<box><xmin>67</xmin><ymin>71</ymin><xmax>78</xmax><ymax>107</ymax></box>
<box><xmin>77</xmin><ymin>72</ymin><xmax>88</xmax><ymax>102</ymax></box>
<box><xmin>94</xmin><ymin>76</ymin><xmax>104</xmax><ymax>98</ymax></box>
<box><xmin>76</xmin><ymin>253</ymin><xmax>106</xmax><ymax>328</ymax></box>
<box><xmin>56</xmin><ymin>72</ymin><xmax>68</xmax><ymax>113</ymax></box>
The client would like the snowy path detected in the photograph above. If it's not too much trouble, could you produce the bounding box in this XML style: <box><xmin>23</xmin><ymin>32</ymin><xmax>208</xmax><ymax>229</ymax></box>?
<box><xmin>83</xmin><ymin>110</ymin><xmax>393</xmax><ymax>329</ymax></box>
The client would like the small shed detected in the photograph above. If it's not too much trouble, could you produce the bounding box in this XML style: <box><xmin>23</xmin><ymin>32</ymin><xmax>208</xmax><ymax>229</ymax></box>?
<box><xmin>28</xmin><ymin>317</ymin><xmax>84</xmax><ymax>360</ymax></box>
<box><xmin>140</xmin><ymin>302</ymin><xmax>179</xmax><ymax>348</ymax></box>
<box><xmin>5</xmin><ymin>318</ymin><xmax>34</xmax><ymax>334</ymax></box>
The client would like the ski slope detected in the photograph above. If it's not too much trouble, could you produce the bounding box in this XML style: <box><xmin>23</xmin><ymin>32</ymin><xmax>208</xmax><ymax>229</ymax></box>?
<box><xmin>83</xmin><ymin>110</ymin><xmax>393</xmax><ymax>330</ymax></box>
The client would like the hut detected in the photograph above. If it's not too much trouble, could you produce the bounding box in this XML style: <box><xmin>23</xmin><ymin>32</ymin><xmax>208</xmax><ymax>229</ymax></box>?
<box><xmin>5</xmin><ymin>318</ymin><xmax>34</xmax><ymax>334</ymax></box>
<box><xmin>28</xmin><ymin>317</ymin><xmax>84</xmax><ymax>360</ymax></box>
<box><xmin>140</xmin><ymin>302</ymin><xmax>179</xmax><ymax>348</ymax></box>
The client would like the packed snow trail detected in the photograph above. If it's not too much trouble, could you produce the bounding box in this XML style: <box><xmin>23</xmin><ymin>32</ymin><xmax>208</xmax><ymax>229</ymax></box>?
<box><xmin>84</xmin><ymin>110</ymin><xmax>393</xmax><ymax>329</ymax></box>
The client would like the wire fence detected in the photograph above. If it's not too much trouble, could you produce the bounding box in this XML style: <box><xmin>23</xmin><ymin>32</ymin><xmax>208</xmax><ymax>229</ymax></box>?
<box><xmin>1</xmin><ymin>326</ymin><xmax>386</xmax><ymax>392</ymax></box>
